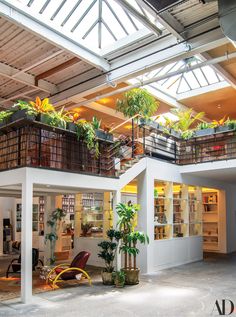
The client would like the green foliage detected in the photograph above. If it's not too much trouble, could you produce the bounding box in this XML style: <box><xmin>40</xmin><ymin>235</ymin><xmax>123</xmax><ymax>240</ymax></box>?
<box><xmin>112</xmin><ymin>270</ymin><xmax>126</xmax><ymax>285</ymax></box>
<box><xmin>116</xmin><ymin>88</ymin><xmax>158</xmax><ymax>119</ymax></box>
<box><xmin>13</xmin><ymin>100</ymin><xmax>37</xmax><ymax>116</ymax></box>
<box><xmin>45</xmin><ymin>208</ymin><xmax>66</xmax><ymax>265</ymax></box>
<box><xmin>181</xmin><ymin>130</ymin><xmax>195</xmax><ymax>140</ymax></box>
<box><xmin>76</xmin><ymin>120</ymin><xmax>99</xmax><ymax>157</ymax></box>
<box><xmin>116</xmin><ymin>203</ymin><xmax>149</xmax><ymax>270</ymax></box>
<box><xmin>48</xmin><ymin>107</ymin><xmax>67</xmax><ymax>129</ymax></box>
<box><xmin>196</xmin><ymin>122</ymin><xmax>213</xmax><ymax>130</ymax></box>
<box><xmin>0</xmin><ymin>110</ymin><xmax>13</xmax><ymax>123</ymax></box>
<box><xmin>98</xmin><ymin>229</ymin><xmax>122</xmax><ymax>273</ymax></box>
<box><xmin>91</xmin><ymin>116</ymin><xmax>101</xmax><ymax>130</ymax></box>
<box><xmin>171</xmin><ymin>108</ymin><xmax>205</xmax><ymax>132</ymax></box>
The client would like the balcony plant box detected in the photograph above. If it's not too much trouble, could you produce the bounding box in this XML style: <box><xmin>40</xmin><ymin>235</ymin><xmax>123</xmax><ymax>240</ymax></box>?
<box><xmin>37</xmin><ymin>113</ymin><xmax>52</xmax><ymax>126</ymax></box>
<box><xmin>170</xmin><ymin>129</ymin><xmax>181</xmax><ymax>139</ymax></box>
<box><xmin>195</xmin><ymin>128</ymin><xmax>215</xmax><ymax>137</ymax></box>
<box><xmin>67</xmin><ymin>122</ymin><xmax>77</xmax><ymax>133</ymax></box>
<box><xmin>215</xmin><ymin>125</ymin><xmax>233</xmax><ymax>134</ymax></box>
<box><xmin>11</xmin><ymin>109</ymin><xmax>36</xmax><ymax>122</ymax></box>
<box><xmin>0</xmin><ymin>117</ymin><xmax>11</xmax><ymax>128</ymax></box>
<box><xmin>95</xmin><ymin>129</ymin><xmax>113</xmax><ymax>141</ymax></box>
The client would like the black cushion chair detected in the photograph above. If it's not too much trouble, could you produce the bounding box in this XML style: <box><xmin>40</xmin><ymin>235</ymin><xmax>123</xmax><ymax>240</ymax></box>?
<box><xmin>6</xmin><ymin>248</ymin><xmax>43</xmax><ymax>278</ymax></box>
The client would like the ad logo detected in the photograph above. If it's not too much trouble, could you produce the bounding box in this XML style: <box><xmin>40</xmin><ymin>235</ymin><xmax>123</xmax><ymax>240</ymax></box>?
<box><xmin>212</xmin><ymin>300</ymin><xmax>235</xmax><ymax>315</ymax></box>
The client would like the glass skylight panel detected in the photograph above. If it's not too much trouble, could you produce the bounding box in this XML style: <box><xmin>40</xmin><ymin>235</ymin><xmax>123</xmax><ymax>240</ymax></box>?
<box><xmin>192</xmin><ymin>69</ymin><xmax>208</xmax><ymax>86</ymax></box>
<box><xmin>201</xmin><ymin>66</ymin><xmax>219</xmax><ymax>84</ymax></box>
<box><xmin>183</xmin><ymin>72</ymin><xmax>201</xmax><ymax>90</ymax></box>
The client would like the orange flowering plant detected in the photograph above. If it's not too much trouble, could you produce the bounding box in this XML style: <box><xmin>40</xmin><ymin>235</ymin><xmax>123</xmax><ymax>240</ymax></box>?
<box><xmin>29</xmin><ymin>96</ymin><xmax>54</xmax><ymax>113</ymax></box>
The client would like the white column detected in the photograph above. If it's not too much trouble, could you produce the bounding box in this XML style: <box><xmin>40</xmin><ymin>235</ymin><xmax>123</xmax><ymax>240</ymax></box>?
<box><xmin>21</xmin><ymin>178</ymin><xmax>33</xmax><ymax>304</ymax></box>
<box><xmin>113</xmin><ymin>190</ymin><xmax>122</xmax><ymax>270</ymax></box>
<box><xmin>137</xmin><ymin>168</ymin><xmax>154</xmax><ymax>273</ymax></box>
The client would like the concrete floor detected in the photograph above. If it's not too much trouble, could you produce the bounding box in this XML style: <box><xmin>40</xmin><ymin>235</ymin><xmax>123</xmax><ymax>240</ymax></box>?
<box><xmin>0</xmin><ymin>254</ymin><xmax>235</xmax><ymax>317</ymax></box>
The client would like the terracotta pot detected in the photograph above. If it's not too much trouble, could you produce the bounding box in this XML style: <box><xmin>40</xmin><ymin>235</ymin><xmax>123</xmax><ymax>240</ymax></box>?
<box><xmin>114</xmin><ymin>279</ymin><xmax>125</xmax><ymax>288</ymax></box>
<box><xmin>101</xmin><ymin>271</ymin><xmax>114</xmax><ymax>285</ymax></box>
<box><xmin>122</xmin><ymin>268</ymin><xmax>140</xmax><ymax>285</ymax></box>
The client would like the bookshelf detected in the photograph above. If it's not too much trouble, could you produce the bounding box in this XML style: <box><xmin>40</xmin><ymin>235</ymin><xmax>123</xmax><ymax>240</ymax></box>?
<box><xmin>202</xmin><ymin>190</ymin><xmax>220</xmax><ymax>252</ymax></box>
<box><xmin>154</xmin><ymin>181</ymin><xmax>203</xmax><ymax>240</ymax></box>
<box><xmin>81</xmin><ymin>193</ymin><xmax>104</xmax><ymax>237</ymax></box>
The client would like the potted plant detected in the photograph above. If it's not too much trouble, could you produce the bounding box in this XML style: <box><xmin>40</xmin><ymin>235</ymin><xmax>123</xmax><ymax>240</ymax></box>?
<box><xmin>212</xmin><ymin>116</ymin><xmax>233</xmax><ymax>133</ymax></box>
<box><xmin>92</xmin><ymin>116</ymin><xmax>114</xmax><ymax>142</ymax></box>
<box><xmin>66</xmin><ymin>112</ymin><xmax>80</xmax><ymax>132</ymax></box>
<box><xmin>47</xmin><ymin>107</ymin><xmax>67</xmax><ymax>129</ymax></box>
<box><xmin>98</xmin><ymin>229</ymin><xmax>122</xmax><ymax>285</ymax></box>
<box><xmin>81</xmin><ymin>223</ymin><xmax>93</xmax><ymax>237</ymax></box>
<box><xmin>45</xmin><ymin>208</ymin><xmax>66</xmax><ymax>265</ymax></box>
<box><xmin>171</xmin><ymin>108</ymin><xmax>205</xmax><ymax>140</ymax></box>
<box><xmin>0</xmin><ymin>110</ymin><xmax>13</xmax><ymax>128</ymax></box>
<box><xmin>116</xmin><ymin>202</ymin><xmax>149</xmax><ymax>285</ymax></box>
<box><xmin>76</xmin><ymin>120</ymin><xmax>99</xmax><ymax>157</ymax></box>
<box><xmin>11</xmin><ymin>100</ymin><xmax>37</xmax><ymax>122</ymax></box>
<box><xmin>195</xmin><ymin>122</ymin><xmax>215</xmax><ymax>137</ymax></box>
<box><xmin>112</xmin><ymin>270</ymin><xmax>126</xmax><ymax>288</ymax></box>
<box><xmin>30</xmin><ymin>96</ymin><xmax>55</xmax><ymax>124</ymax></box>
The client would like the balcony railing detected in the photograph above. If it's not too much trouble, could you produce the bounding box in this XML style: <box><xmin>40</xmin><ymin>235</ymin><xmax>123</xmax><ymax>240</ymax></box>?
<box><xmin>0</xmin><ymin>119</ymin><xmax>236</xmax><ymax>177</ymax></box>
<box><xmin>0</xmin><ymin>120</ymin><xmax>116</xmax><ymax>177</ymax></box>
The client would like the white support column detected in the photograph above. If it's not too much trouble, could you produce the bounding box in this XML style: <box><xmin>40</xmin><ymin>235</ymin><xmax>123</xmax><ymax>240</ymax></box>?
<box><xmin>21</xmin><ymin>178</ymin><xmax>33</xmax><ymax>304</ymax></box>
<box><xmin>0</xmin><ymin>208</ymin><xmax>3</xmax><ymax>256</ymax></box>
<box><xmin>113</xmin><ymin>190</ymin><xmax>122</xmax><ymax>270</ymax></box>
<box><xmin>137</xmin><ymin>169</ymin><xmax>154</xmax><ymax>273</ymax></box>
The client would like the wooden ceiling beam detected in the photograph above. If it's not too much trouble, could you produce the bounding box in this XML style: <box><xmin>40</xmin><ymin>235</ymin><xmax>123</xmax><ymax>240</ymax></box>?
<box><xmin>35</xmin><ymin>57</ymin><xmax>80</xmax><ymax>84</ymax></box>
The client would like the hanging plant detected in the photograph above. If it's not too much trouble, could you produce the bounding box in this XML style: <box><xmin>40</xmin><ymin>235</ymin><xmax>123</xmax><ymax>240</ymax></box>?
<box><xmin>76</xmin><ymin>120</ymin><xmax>99</xmax><ymax>157</ymax></box>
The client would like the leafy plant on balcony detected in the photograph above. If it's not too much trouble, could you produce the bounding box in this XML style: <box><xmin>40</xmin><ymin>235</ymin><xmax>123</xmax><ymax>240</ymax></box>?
<box><xmin>13</xmin><ymin>100</ymin><xmax>38</xmax><ymax>116</ymax></box>
<box><xmin>171</xmin><ymin>108</ymin><xmax>205</xmax><ymax>132</ymax></box>
<box><xmin>67</xmin><ymin>112</ymin><xmax>80</xmax><ymax>123</ymax></box>
<box><xmin>196</xmin><ymin>122</ymin><xmax>213</xmax><ymax>130</ymax></box>
<box><xmin>29</xmin><ymin>96</ymin><xmax>55</xmax><ymax>113</ymax></box>
<box><xmin>45</xmin><ymin>208</ymin><xmax>66</xmax><ymax>265</ymax></box>
<box><xmin>0</xmin><ymin>110</ymin><xmax>13</xmax><ymax>124</ymax></box>
<box><xmin>48</xmin><ymin>107</ymin><xmax>68</xmax><ymax>129</ymax></box>
<box><xmin>76</xmin><ymin>120</ymin><xmax>99</xmax><ymax>157</ymax></box>
<box><xmin>91</xmin><ymin>116</ymin><xmax>102</xmax><ymax>130</ymax></box>
<box><xmin>211</xmin><ymin>116</ymin><xmax>227</xmax><ymax>128</ymax></box>
<box><xmin>116</xmin><ymin>88</ymin><xmax>159</xmax><ymax>119</ymax></box>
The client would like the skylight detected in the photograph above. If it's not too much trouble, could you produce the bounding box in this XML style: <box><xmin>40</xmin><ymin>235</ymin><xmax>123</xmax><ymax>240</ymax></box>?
<box><xmin>16</xmin><ymin>0</ymin><xmax>163</xmax><ymax>52</ymax></box>
<box><xmin>128</xmin><ymin>57</ymin><xmax>228</xmax><ymax>98</ymax></box>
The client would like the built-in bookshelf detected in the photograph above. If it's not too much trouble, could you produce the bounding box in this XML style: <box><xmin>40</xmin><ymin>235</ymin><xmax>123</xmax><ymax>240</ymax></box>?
<box><xmin>81</xmin><ymin>193</ymin><xmax>104</xmax><ymax>237</ymax></box>
<box><xmin>62</xmin><ymin>194</ymin><xmax>75</xmax><ymax>213</ymax></box>
<box><xmin>202</xmin><ymin>190</ymin><xmax>219</xmax><ymax>252</ymax></box>
<box><xmin>154</xmin><ymin>181</ymin><xmax>202</xmax><ymax>240</ymax></box>
<box><xmin>16</xmin><ymin>202</ymin><xmax>39</xmax><ymax>232</ymax></box>
<box><xmin>39</xmin><ymin>196</ymin><xmax>45</xmax><ymax>236</ymax></box>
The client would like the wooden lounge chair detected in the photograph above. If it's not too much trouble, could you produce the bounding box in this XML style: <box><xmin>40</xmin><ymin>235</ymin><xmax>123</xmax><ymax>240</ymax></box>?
<box><xmin>47</xmin><ymin>251</ymin><xmax>91</xmax><ymax>289</ymax></box>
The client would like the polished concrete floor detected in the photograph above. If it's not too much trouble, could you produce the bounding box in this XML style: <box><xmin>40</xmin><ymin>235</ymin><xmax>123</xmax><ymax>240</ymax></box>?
<box><xmin>0</xmin><ymin>254</ymin><xmax>235</xmax><ymax>317</ymax></box>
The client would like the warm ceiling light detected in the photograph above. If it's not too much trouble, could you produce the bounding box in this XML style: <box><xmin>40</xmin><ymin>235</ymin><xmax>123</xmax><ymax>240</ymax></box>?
<box><xmin>217</xmin><ymin>104</ymin><xmax>221</xmax><ymax>109</ymax></box>
<box><xmin>73</xmin><ymin>107</ymin><xmax>84</xmax><ymax>113</ymax></box>
<box><xmin>124</xmin><ymin>124</ymin><xmax>133</xmax><ymax>130</ymax></box>
<box><xmin>99</xmin><ymin>98</ymin><xmax>111</xmax><ymax>104</ymax></box>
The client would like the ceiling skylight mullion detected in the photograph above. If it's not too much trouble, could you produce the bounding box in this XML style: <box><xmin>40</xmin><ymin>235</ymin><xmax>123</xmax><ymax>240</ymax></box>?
<box><xmin>200</xmin><ymin>67</ymin><xmax>210</xmax><ymax>85</ymax></box>
<box><xmin>159</xmin><ymin>62</ymin><xmax>182</xmax><ymax>86</ymax></box>
<box><xmin>102</xmin><ymin>19</ymin><xmax>117</xmax><ymax>41</ymax></box>
<box><xmin>98</xmin><ymin>0</ymin><xmax>102</xmax><ymax>49</ymax></box>
<box><xmin>82</xmin><ymin>19</ymin><xmax>99</xmax><ymax>40</ymax></box>
<box><xmin>124</xmin><ymin>11</ymin><xmax>139</xmax><ymax>31</ymax></box>
<box><xmin>27</xmin><ymin>0</ymin><xmax>35</xmax><ymax>7</ymax></box>
<box><xmin>39</xmin><ymin>0</ymin><xmax>51</xmax><ymax>14</ymax></box>
<box><xmin>104</xmin><ymin>0</ymin><xmax>129</xmax><ymax>36</ymax></box>
<box><xmin>50</xmin><ymin>0</ymin><xmax>67</xmax><ymax>21</ymax></box>
<box><xmin>191</xmin><ymin>69</ymin><xmax>202</xmax><ymax>87</ymax></box>
<box><xmin>136</xmin><ymin>2</ymin><xmax>148</xmax><ymax>18</ymax></box>
<box><xmin>61</xmin><ymin>0</ymin><xmax>83</xmax><ymax>27</ymax></box>
<box><xmin>71</xmin><ymin>0</ymin><xmax>97</xmax><ymax>33</ymax></box>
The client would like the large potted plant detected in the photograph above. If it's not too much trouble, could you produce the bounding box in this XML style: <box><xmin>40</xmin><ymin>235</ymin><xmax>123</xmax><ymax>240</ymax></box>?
<box><xmin>116</xmin><ymin>202</ymin><xmax>149</xmax><ymax>285</ymax></box>
<box><xmin>92</xmin><ymin>116</ymin><xmax>113</xmax><ymax>142</ymax></box>
<box><xmin>98</xmin><ymin>229</ymin><xmax>122</xmax><ymax>285</ymax></box>
<box><xmin>45</xmin><ymin>208</ymin><xmax>66</xmax><ymax>265</ymax></box>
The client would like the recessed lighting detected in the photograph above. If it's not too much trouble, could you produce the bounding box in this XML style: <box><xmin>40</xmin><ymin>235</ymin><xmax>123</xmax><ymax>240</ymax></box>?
<box><xmin>217</xmin><ymin>104</ymin><xmax>221</xmax><ymax>109</ymax></box>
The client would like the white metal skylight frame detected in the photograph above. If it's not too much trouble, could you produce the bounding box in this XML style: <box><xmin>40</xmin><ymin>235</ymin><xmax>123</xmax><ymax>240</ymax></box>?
<box><xmin>128</xmin><ymin>56</ymin><xmax>229</xmax><ymax>99</ymax></box>
<box><xmin>15</xmin><ymin>0</ymin><xmax>163</xmax><ymax>52</ymax></box>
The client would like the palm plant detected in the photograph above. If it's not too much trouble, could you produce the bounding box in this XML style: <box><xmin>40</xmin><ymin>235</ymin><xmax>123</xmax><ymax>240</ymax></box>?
<box><xmin>171</xmin><ymin>108</ymin><xmax>205</xmax><ymax>132</ymax></box>
<box><xmin>45</xmin><ymin>208</ymin><xmax>66</xmax><ymax>265</ymax></box>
